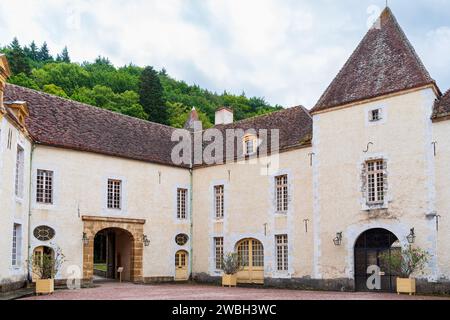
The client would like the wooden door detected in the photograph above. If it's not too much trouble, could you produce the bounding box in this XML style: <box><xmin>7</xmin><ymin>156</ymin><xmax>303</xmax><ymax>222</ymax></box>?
<box><xmin>236</xmin><ymin>239</ymin><xmax>264</xmax><ymax>284</ymax></box>
<box><xmin>32</xmin><ymin>247</ymin><xmax>44</xmax><ymax>282</ymax></box>
<box><xmin>175</xmin><ymin>251</ymin><xmax>189</xmax><ymax>281</ymax></box>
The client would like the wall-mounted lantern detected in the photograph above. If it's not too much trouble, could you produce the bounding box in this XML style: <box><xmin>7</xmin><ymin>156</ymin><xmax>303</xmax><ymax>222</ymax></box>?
<box><xmin>82</xmin><ymin>232</ymin><xmax>90</xmax><ymax>246</ymax></box>
<box><xmin>406</xmin><ymin>228</ymin><xmax>416</xmax><ymax>244</ymax></box>
<box><xmin>333</xmin><ymin>232</ymin><xmax>343</xmax><ymax>246</ymax></box>
<box><xmin>142</xmin><ymin>234</ymin><xmax>150</xmax><ymax>247</ymax></box>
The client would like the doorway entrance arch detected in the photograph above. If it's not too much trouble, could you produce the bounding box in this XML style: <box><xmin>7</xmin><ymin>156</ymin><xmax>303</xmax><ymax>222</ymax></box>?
<box><xmin>32</xmin><ymin>246</ymin><xmax>55</xmax><ymax>282</ymax></box>
<box><xmin>82</xmin><ymin>216</ymin><xmax>145</xmax><ymax>283</ymax></box>
<box><xmin>235</xmin><ymin>238</ymin><xmax>264</xmax><ymax>284</ymax></box>
<box><xmin>94</xmin><ymin>228</ymin><xmax>133</xmax><ymax>281</ymax></box>
<box><xmin>175</xmin><ymin>250</ymin><xmax>189</xmax><ymax>281</ymax></box>
<box><xmin>354</xmin><ymin>228</ymin><xmax>401</xmax><ymax>292</ymax></box>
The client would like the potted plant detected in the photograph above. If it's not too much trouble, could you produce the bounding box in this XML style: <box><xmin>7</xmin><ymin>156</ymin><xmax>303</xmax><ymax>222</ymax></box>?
<box><xmin>222</xmin><ymin>252</ymin><xmax>241</xmax><ymax>287</ymax></box>
<box><xmin>28</xmin><ymin>246</ymin><xmax>65</xmax><ymax>295</ymax></box>
<box><xmin>380</xmin><ymin>246</ymin><xmax>429</xmax><ymax>295</ymax></box>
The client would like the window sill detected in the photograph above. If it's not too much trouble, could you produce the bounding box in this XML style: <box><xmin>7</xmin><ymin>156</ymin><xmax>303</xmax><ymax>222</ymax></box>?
<box><xmin>362</xmin><ymin>202</ymin><xmax>388</xmax><ymax>211</ymax></box>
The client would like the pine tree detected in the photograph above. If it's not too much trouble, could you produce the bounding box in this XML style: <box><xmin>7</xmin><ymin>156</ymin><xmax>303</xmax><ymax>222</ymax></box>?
<box><xmin>29</xmin><ymin>41</ymin><xmax>39</xmax><ymax>61</ymax></box>
<box><xmin>56</xmin><ymin>46</ymin><xmax>70</xmax><ymax>63</ymax></box>
<box><xmin>38</xmin><ymin>42</ymin><xmax>53</xmax><ymax>62</ymax></box>
<box><xmin>139</xmin><ymin>66</ymin><xmax>168</xmax><ymax>124</ymax></box>
<box><xmin>6</xmin><ymin>37</ymin><xmax>31</xmax><ymax>75</ymax></box>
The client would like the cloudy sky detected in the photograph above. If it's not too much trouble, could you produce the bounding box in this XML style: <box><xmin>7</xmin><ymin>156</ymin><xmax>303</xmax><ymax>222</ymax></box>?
<box><xmin>0</xmin><ymin>0</ymin><xmax>449</xmax><ymax>108</ymax></box>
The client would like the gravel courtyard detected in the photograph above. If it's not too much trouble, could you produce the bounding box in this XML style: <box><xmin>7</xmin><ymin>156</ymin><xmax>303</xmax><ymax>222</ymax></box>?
<box><xmin>21</xmin><ymin>282</ymin><xmax>450</xmax><ymax>300</ymax></box>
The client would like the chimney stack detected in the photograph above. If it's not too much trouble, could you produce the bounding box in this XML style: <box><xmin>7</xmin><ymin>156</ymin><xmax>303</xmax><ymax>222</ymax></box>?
<box><xmin>215</xmin><ymin>106</ymin><xmax>233</xmax><ymax>125</ymax></box>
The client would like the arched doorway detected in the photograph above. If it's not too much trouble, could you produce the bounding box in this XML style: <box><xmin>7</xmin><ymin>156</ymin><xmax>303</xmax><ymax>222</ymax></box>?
<box><xmin>93</xmin><ymin>228</ymin><xmax>133</xmax><ymax>282</ymax></box>
<box><xmin>32</xmin><ymin>246</ymin><xmax>54</xmax><ymax>282</ymax></box>
<box><xmin>82</xmin><ymin>216</ymin><xmax>145</xmax><ymax>283</ymax></box>
<box><xmin>354</xmin><ymin>228</ymin><xmax>401</xmax><ymax>292</ymax></box>
<box><xmin>174</xmin><ymin>250</ymin><xmax>189</xmax><ymax>281</ymax></box>
<box><xmin>235</xmin><ymin>238</ymin><xmax>264</xmax><ymax>284</ymax></box>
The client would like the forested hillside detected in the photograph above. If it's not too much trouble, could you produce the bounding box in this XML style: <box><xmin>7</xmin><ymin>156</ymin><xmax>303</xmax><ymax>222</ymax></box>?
<box><xmin>1</xmin><ymin>38</ymin><xmax>282</xmax><ymax>128</ymax></box>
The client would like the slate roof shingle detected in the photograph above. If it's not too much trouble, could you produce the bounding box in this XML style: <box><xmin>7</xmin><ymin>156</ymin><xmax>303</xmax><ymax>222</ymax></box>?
<box><xmin>4</xmin><ymin>84</ymin><xmax>312</xmax><ymax>167</ymax></box>
<box><xmin>214</xmin><ymin>106</ymin><xmax>312</xmax><ymax>152</ymax></box>
<box><xmin>433</xmin><ymin>89</ymin><xmax>450</xmax><ymax>120</ymax></box>
<box><xmin>4</xmin><ymin>83</ymin><xmax>184</xmax><ymax>167</ymax></box>
<box><xmin>311</xmin><ymin>7</ymin><xmax>437</xmax><ymax>113</ymax></box>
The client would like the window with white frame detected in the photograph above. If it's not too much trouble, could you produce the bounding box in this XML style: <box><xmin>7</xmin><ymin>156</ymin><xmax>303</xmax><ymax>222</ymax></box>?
<box><xmin>107</xmin><ymin>179</ymin><xmax>122</xmax><ymax>209</ymax></box>
<box><xmin>214</xmin><ymin>237</ymin><xmax>224</xmax><ymax>270</ymax></box>
<box><xmin>366</xmin><ymin>159</ymin><xmax>385</xmax><ymax>204</ymax></box>
<box><xmin>275</xmin><ymin>234</ymin><xmax>288</xmax><ymax>271</ymax></box>
<box><xmin>275</xmin><ymin>175</ymin><xmax>288</xmax><ymax>213</ymax></box>
<box><xmin>36</xmin><ymin>170</ymin><xmax>54</xmax><ymax>204</ymax></box>
<box><xmin>15</xmin><ymin>145</ymin><xmax>24</xmax><ymax>198</ymax></box>
<box><xmin>214</xmin><ymin>185</ymin><xmax>224</xmax><ymax>219</ymax></box>
<box><xmin>12</xmin><ymin>224</ymin><xmax>21</xmax><ymax>267</ymax></box>
<box><xmin>177</xmin><ymin>188</ymin><xmax>188</xmax><ymax>219</ymax></box>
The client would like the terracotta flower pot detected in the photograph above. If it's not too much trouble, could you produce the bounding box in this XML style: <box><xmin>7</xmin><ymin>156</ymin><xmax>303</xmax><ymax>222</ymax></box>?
<box><xmin>222</xmin><ymin>274</ymin><xmax>237</xmax><ymax>287</ymax></box>
<box><xmin>397</xmin><ymin>278</ymin><xmax>416</xmax><ymax>295</ymax></box>
<box><xmin>36</xmin><ymin>279</ymin><xmax>55</xmax><ymax>294</ymax></box>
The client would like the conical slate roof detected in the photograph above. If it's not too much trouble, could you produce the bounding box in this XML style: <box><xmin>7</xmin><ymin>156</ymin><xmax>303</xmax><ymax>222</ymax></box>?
<box><xmin>311</xmin><ymin>7</ymin><xmax>436</xmax><ymax>113</ymax></box>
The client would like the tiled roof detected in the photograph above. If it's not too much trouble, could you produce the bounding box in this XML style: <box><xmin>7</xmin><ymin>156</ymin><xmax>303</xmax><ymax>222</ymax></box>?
<box><xmin>311</xmin><ymin>7</ymin><xmax>436</xmax><ymax>113</ymax></box>
<box><xmin>433</xmin><ymin>89</ymin><xmax>450</xmax><ymax>120</ymax></box>
<box><xmin>4</xmin><ymin>84</ymin><xmax>312</xmax><ymax>167</ymax></box>
<box><xmin>214</xmin><ymin>106</ymin><xmax>312</xmax><ymax>151</ymax></box>
<box><xmin>4</xmin><ymin>84</ymin><xmax>184</xmax><ymax>167</ymax></box>
<box><xmin>205</xmin><ymin>106</ymin><xmax>312</xmax><ymax>164</ymax></box>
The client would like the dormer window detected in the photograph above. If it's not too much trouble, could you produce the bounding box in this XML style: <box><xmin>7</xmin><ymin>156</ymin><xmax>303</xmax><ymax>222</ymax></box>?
<box><xmin>243</xmin><ymin>134</ymin><xmax>258</xmax><ymax>155</ymax></box>
<box><xmin>369</xmin><ymin>108</ymin><xmax>382</xmax><ymax>122</ymax></box>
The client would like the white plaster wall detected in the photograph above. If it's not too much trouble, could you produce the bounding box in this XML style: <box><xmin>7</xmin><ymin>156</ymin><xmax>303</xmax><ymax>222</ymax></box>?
<box><xmin>29</xmin><ymin>145</ymin><xmax>191</xmax><ymax>280</ymax></box>
<box><xmin>312</xmin><ymin>88</ymin><xmax>442</xmax><ymax>281</ymax></box>
<box><xmin>0</xmin><ymin>116</ymin><xmax>31</xmax><ymax>285</ymax></box>
<box><xmin>432</xmin><ymin>119</ymin><xmax>450</xmax><ymax>280</ymax></box>
<box><xmin>192</xmin><ymin>148</ymin><xmax>314</xmax><ymax>279</ymax></box>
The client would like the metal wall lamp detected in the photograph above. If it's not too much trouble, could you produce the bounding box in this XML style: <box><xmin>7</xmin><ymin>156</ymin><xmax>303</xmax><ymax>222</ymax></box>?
<box><xmin>407</xmin><ymin>228</ymin><xmax>416</xmax><ymax>244</ymax></box>
<box><xmin>142</xmin><ymin>234</ymin><xmax>150</xmax><ymax>247</ymax></box>
<box><xmin>82</xmin><ymin>232</ymin><xmax>90</xmax><ymax>246</ymax></box>
<box><xmin>333</xmin><ymin>232</ymin><xmax>343</xmax><ymax>246</ymax></box>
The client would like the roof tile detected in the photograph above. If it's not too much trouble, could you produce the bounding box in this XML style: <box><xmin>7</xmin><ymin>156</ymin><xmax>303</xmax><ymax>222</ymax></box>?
<box><xmin>311</xmin><ymin>7</ymin><xmax>435</xmax><ymax>113</ymax></box>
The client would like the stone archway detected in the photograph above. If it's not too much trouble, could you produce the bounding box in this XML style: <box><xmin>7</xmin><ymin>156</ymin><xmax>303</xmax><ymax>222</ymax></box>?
<box><xmin>354</xmin><ymin>228</ymin><xmax>400</xmax><ymax>292</ymax></box>
<box><xmin>82</xmin><ymin>216</ymin><xmax>145</xmax><ymax>283</ymax></box>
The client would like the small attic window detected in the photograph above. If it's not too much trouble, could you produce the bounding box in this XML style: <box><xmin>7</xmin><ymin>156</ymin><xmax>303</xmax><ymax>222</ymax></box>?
<box><xmin>243</xmin><ymin>134</ymin><xmax>258</xmax><ymax>156</ymax></box>
<box><xmin>369</xmin><ymin>108</ymin><xmax>382</xmax><ymax>122</ymax></box>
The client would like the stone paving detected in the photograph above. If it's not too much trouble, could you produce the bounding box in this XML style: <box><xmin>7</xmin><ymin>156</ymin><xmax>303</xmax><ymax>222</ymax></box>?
<box><xmin>21</xmin><ymin>282</ymin><xmax>450</xmax><ymax>300</ymax></box>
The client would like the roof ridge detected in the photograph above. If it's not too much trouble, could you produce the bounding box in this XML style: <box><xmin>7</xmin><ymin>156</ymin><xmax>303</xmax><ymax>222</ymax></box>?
<box><xmin>5</xmin><ymin>83</ymin><xmax>177</xmax><ymax>131</ymax></box>
<box><xmin>312</xmin><ymin>7</ymin><xmax>436</xmax><ymax>113</ymax></box>
<box><xmin>385</xmin><ymin>7</ymin><xmax>433</xmax><ymax>82</ymax></box>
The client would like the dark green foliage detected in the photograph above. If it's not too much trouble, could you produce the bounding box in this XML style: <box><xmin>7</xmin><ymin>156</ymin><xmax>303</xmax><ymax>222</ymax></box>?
<box><xmin>1</xmin><ymin>38</ymin><xmax>282</xmax><ymax>124</ymax></box>
<box><xmin>3</xmin><ymin>38</ymin><xmax>31</xmax><ymax>75</ymax></box>
<box><xmin>38</xmin><ymin>42</ymin><xmax>53</xmax><ymax>63</ymax></box>
<box><xmin>139</xmin><ymin>66</ymin><xmax>168</xmax><ymax>124</ymax></box>
<box><xmin>56</xmin><ymin>46</ymin><xmax>70</xmax><ymax>63</ymax></box>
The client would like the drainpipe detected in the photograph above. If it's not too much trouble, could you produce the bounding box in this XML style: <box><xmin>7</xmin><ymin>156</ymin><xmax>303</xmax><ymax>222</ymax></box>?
<box><xmin>26</xmin><ymin>143</ymin><xmax>35</xmax><ymax>283</ymax></box>
<box><xmin>189</xmin><ymin>168</ymin><xmax>194</xmax><ymax>280</ymax></box>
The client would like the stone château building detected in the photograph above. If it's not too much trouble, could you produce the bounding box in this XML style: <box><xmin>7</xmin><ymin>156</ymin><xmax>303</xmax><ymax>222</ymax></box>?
<box><xmin>1</xmin><ymin>8</ymin><xmax>449</xmax><ymax>294</ymax></box>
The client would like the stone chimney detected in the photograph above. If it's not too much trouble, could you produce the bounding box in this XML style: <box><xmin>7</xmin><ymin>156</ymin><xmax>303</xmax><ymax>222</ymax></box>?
<box><xmin>184</xmin><ymin>107</ymin><xmax>200</xmax><ymax>131</ymax></box>
<box><xmin>0</xmin><ymin>54</ymin><xmax>11</xmax><ymax>111</ymax></box>
<box><xmin>215</xmin><ymin>106</ymin><xmax>233</xmax><ymax>125</ymax></box>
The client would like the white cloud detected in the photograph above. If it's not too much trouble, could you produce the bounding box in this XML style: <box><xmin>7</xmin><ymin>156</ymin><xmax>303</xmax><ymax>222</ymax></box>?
<box><xmin>0</xmin><ymin>0</ymin><xmax>449</xmax><ymax>108</ymax></box>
